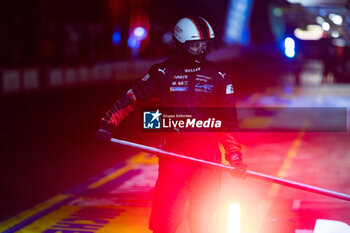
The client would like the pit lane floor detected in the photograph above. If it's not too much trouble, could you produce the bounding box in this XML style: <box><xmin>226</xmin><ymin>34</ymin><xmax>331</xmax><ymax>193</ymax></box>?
<box><xmin>1</xmin><ymin>81</ymin><xmax>350</xmax><ymax>233</ymax></box>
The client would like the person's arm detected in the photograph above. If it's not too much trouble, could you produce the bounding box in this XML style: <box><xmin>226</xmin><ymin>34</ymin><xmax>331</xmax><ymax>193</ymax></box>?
<box><xmin>97</xmin><ymin>66</ymin><xmax>159</xmax><ymax>143</ymax></box>
<box><xmin>218</xmin><ymin>72</ymin><xmax>247</xmax><ymax>178</ymax></box>
<box><xmin>96</xmin><ymin>89</ymin><xmax>138</xmax><ymax>143</ymax></box>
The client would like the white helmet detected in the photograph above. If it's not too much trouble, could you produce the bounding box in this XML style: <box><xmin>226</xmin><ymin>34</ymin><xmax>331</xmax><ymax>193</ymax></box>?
<box><xmin>173</xmin><ymin>17</ymin><xmax>215</xmax><ymax>57</ymax></box>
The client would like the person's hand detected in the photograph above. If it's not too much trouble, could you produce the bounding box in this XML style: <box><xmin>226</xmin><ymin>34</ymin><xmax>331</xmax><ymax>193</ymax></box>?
<box><xmin>226</xmin><ymin>153</ymin><xmax>247</xmax><ymax>179</ymax></box>
<box><xmin>96</xmin><ymin>127</ymin><xmax>112</xmax><ymax>144</ymax></box>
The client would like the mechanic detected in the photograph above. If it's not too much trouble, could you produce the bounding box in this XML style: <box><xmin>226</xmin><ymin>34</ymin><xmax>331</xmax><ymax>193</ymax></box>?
<box><xmin>96</xmin><ymin>16</ymin><xmax>247</xmax><ymax>233</ymax></box>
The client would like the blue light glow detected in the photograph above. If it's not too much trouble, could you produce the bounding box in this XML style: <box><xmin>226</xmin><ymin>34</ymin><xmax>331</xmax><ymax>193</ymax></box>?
<box><xmin>127</xmin><ymin>36</ymin><xmax>141</xmax><ymax>49</ymax></box>
<box><xmin>224</xmin><ymin>0</ymin><xmax>253</xmax><ymax>45</ymax></box>
<box><xmin>284</xmin><ymin>37</ymin><xmax>295</xmax><ymax>58</ymax></box>
<box><xmin>112</xmin><ymin>31</ymin><xmax>122</xmax><ymax>45</ymax></box>
<box><xmin>127</xmin><ymin>26</ymin><xmax>148</xmax><ymax>49</ymax></box>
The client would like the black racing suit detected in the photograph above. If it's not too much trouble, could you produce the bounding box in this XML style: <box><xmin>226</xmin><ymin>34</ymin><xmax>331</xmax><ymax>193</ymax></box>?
<box><xmin>100</xmin><ymin>57</ymin><xmax>242</xmax><ymax>233</ymax></box>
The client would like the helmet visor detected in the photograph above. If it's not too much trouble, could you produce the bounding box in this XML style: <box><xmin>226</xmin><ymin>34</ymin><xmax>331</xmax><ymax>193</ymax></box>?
<box><xmin>184</xmin><ymin>40</ymin><xmax>213</xmax><ymax>56</ymax></box>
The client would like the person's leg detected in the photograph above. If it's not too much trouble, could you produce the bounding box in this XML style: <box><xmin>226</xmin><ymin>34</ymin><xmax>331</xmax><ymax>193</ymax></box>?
<box><xmin>187</xmin><ymin>166</ymin><xmax>222</xmax><ymax>233</ymax></box>
<box><xmin>149</xmin><ymin>157</ymin><xmax>192</xmax><ymax>233</ymax></box>
<box><xmin>187</xmin><ymin>143</ymin><xmax>222</xmax><ymax>233</ymax></box>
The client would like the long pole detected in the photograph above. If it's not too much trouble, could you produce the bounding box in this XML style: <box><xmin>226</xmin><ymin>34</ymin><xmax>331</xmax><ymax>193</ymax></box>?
<box><xmin>111</xmin><ymin>138</ymin><xmax>350</xmax><ymax>202</ymax></box>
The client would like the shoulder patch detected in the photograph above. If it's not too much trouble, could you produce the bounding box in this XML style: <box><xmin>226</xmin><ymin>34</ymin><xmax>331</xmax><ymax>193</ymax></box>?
<box><xmin>142</xmin><ymin>73</ymin><xmax>150</xmax><ymax>81</ymax></box>
<box><xmin>127</xmin><ymin>89</ymin><xmax>137</xmax><ymax>101</ymax></box>
<box><xmin>226</xmin><ymin>84</ymin><xmax>234</xmax><ymax>94</ymax></box>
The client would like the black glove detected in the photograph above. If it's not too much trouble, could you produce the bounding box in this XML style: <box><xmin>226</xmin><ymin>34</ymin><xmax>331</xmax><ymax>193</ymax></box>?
<box><xmin>226</xmin><ymin>153</ymin><xmax>247</xmax><ymax>179</ymax></box>
<box><xmin>96</xmin><ymin>127</ymin><xmax>112</xmax><ymax>144</ymax></box>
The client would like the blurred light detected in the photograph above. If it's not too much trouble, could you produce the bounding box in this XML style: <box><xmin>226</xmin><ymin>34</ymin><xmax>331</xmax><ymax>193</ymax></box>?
<box><xmin>162</xmin><ymin>32</ymin><xmax>173</xmax><ymax>44</ymax></box>
<box><xmin>273</xmin><ymin>7</ymin><xmax>282</xmax><ymax>17</ymax></box>
<box><xmin>314</xmin><ymin>219</ymin><xmax>350</xmax><ymax>233</ymax></box>
<box><xmin>328</xmin><ymin>13</ymin><xmax>335</xmax><ymax>20</ymax></box>
<box><xmin>224</xmin><ymin>0</ymin><xmax>253</xmax><ymax>45</ymax></box>
<box><xmin>128</xmin><ymin>8</ymin><xmax>150</xmax><ymax>52</ymax></box>
<box><xmin>322</xmin><ymin>22</ymin><xmax>330</xmax><ymax>31</ymax></box>
<box><xmin>112</xmin><ymin>31</ymin><xmax>122</xmax><ymax>45</ymax></box>
<box><xmin>133</xmin><ymin>26</ymin><xmax>147</xmax><ymax>39</ymax></box>
<box><xmin>316</xmin><ymin>16</ymin><xmax>324</xmax><ymax>25</ymax></box>
<box><xmin>128</xmin><ymin>26</ymin><xmax>148</xmax><ymax>50</ymax></box>
<box><xmin>319</xmin><ymin>9</ymin><xmax>327</xmax><ymax>17</ymax></box>
<box><xmin>330</xmin><ymin>14</ymin><xmax>343</xmax><ymax>25</ymax></box>
<box><xmin>228</xmin><ymin>203</ymin><xmax>241</xmax><ymax>233</ymax></box>
<box><xmin>331</xmin><ymin>31</ymin><xmax>340</xmax><ymax>38</ymax></box>
<box><xmin>127</xmin><ymin>36</ymin><xmax>141</xmax><ymax>49</ymax></box>
<box><xmin>294</xmin><ymin>25</ymin><xmax>323</xmax><ymax>40</ymax></box>
<box><xmin>332</xmin><ymin>38</ymin><xmax>346</xmax><ymax>47</ymax></box>
<box><xmin>284</xmin><ymin>37</ymin><xmax>295</xmax><ymax>58</ymax></box>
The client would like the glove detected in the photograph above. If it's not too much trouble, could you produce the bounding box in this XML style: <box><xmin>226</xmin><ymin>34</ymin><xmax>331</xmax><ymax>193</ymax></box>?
<box><xmin>96</xmin><ymin>127</ymin><xmax>112</xmax><ymax>144</ymax></box>
<box><xmin>226</xmin><ymin>152</ymin><xmax>247</xmax><ymax>179</ymax></box>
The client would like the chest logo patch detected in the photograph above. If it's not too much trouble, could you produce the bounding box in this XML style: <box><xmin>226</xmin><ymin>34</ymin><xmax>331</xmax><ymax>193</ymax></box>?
<box><xmin>218</xmin><ymin>72</ymin><xmax>226</xmax><ymax>78</ymax></box>
<box><xmin>158</xmin><ymin>68</ymin><xmax>166</xmax><ymax>75</ymax></box>
<box><xmin>185</xmin><ymin>67</ymin><xmax>201</xmax><ymax>73</ymax></box>
<box><xmin>173</xmin><ymin>75</ymin><xmax>188</xmax><ymax>80</ymax></box>
<box><xmin>195</xmin><ymin>83</ymin><xmax>213</xmax><ymax>93</ymax></box>
<box><xmin>170</xmin><ymin>86</ymin><xmax>188</xmax><ymax>92</ymax></box>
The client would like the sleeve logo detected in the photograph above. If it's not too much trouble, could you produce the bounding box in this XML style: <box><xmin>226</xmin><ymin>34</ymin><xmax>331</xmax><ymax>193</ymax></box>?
<box><xmin>226</xmin><ymin>84</ymin><xmax>234</xmax><ymax>94</ymax></box>
<box><xmin>142</xmin><ymin>73</ymin><xmax>150</xmax><ymax>81</ymax></box>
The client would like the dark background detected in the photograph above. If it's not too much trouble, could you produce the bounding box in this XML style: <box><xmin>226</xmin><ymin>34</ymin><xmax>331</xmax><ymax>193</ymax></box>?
<box><xmin>1</xmin><ymin>0</ymin><xmax>349</xmax><ymax>221</ymax></box>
